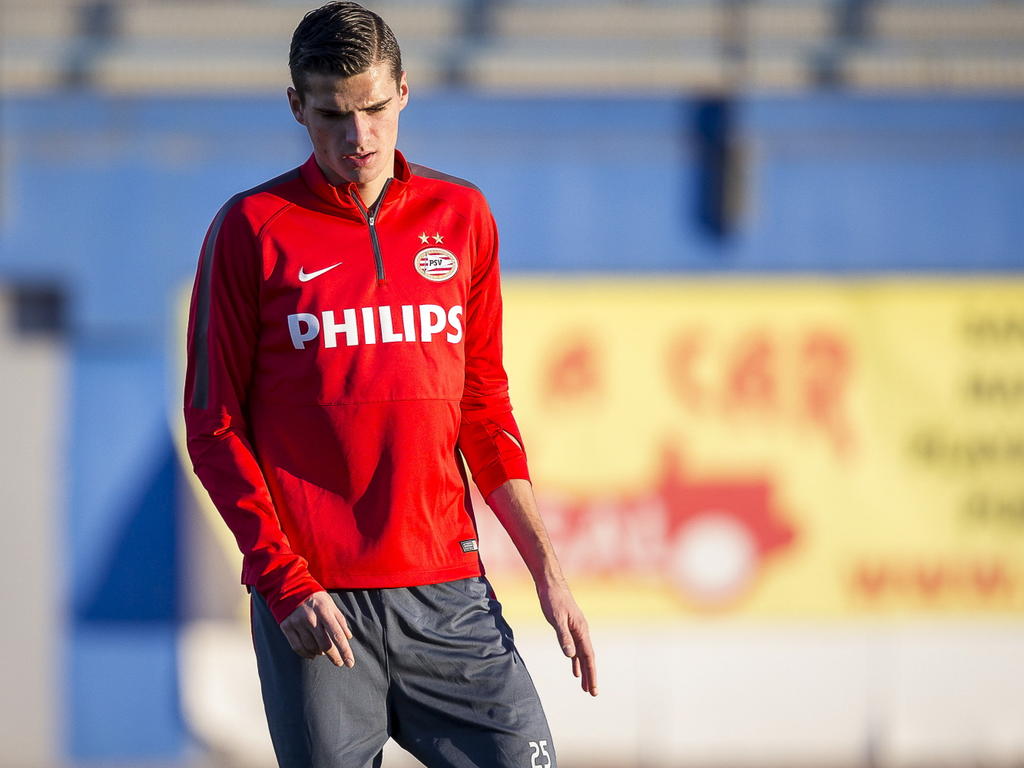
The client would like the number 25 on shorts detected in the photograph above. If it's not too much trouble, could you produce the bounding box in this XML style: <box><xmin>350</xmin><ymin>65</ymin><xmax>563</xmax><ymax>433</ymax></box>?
<box><xmin>529</xmin><ymin>740</ymin><xmax>551</xmax><ymax>768</ymax></box>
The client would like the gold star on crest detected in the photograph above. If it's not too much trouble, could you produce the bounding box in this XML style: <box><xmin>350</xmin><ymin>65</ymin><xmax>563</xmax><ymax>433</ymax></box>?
<box><xmin>418</xmin><ymin>232</ymin><xmax>430</xmax><ymax>245</ymax></box>
<box><xmin>432</xmin><ymin>233</ymin><xmax>444</xmax><ymax>244</ymax></box>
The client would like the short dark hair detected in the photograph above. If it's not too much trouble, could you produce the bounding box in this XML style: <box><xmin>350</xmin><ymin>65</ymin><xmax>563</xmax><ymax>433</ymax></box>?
<box><xmin>289</xmin><ymin>2</ymin><xmax>403</xmax><ymax>97</ymax></box>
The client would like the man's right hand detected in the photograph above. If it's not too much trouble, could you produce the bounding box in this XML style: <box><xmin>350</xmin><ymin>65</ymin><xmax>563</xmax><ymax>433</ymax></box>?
<box><xmin>279</xmin><ymin>591</ymin><xmax>355</xmax><ymax>668</ymax></box>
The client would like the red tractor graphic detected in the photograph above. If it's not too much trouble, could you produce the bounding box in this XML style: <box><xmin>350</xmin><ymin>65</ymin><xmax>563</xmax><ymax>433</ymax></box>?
<box><xmin>653</xmin><ymin>446</ymin><xmax>797</xmax><ymax>607</ymax></box>
<box><xmin>506</xmin><ymin>445</ymin><xmax>798</xmax><ymax>610</ymax></box>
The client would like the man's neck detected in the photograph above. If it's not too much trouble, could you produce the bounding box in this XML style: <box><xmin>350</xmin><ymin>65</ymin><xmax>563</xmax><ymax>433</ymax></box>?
<box><xmin>355</xmin><ymin>175</ymin><xmax>390</xmax><ymax>209</ymax></box>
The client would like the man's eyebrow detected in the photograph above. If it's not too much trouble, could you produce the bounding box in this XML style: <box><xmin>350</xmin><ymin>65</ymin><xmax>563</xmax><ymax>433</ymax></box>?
<box><xmin>316</xmin><ymin>98</ymin><xmax>392</xmax><ymax>115</ymax></box>
<box><xmin>361</xmin><ymin>97</ymin><xmax>392</xmax><ymax>111</ymax></box>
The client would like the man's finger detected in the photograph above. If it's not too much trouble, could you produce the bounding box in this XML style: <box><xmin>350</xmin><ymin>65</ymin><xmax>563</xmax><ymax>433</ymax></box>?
<box><xmin>311</xmin><ymin>622</ymin><xmax>333</xmax><ymax>654</ymax></box>
<box><xmin>281</xmin><ymin>625</ymin><xmax>302</xmax><ymax>657</ymax></box>
<box><xmin>290</xmin><ymin>619</ymin><xmax>325</xmax><ymax>659</ymax></box>
<box><xmin>314</xmin><ymin>623</ymin><xmax>344</xmax><ymax>667</ymax></box>
<box><xmin>583</xmin><ymin>657</ymin><xmax>598</xmax><ymax>696</ymax></box>
<box><xmin>554</xmin><ymin>619</ymin><xmax>576</xmax><ymax>658</ymax></box>
<box><xmin>283</xmin><ymin>625</ymin><xmax>314</xmax><ymax>659</ymax></box>
<box><xmin>584</xmin><ymin>657</ymin><xmax>598</xmax><ymax>696</ymax></box>
<box><xmin>300</xmin><ymin>626</ymin><xmax>325</xmax><ymax>659</ymax></box>
<box><xmin>574</xmin><ymin>628</ymin><xmax>598</xmax><ymax>696</ymax></box>
<box><xmin>581</xmin><ymin>655</ymin><xmax>598</xmax><ymax>696</ymax></box>
<box><xmin>322</xmin><ymin>615</ymin><xmax>356</xmax><ymax>668</ymax></box>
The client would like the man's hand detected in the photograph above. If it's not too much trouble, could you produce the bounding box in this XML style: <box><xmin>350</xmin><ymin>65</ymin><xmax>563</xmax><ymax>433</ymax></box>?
<box><xmin>537</xmin><ymin>576</ymin><xmax>598</xmax><ymax>696</ymax></box>
<box><xmin>486</xmin><ymin>479</ymin><xmax>599</xmax><ymax>697</ymax></box>
<box><xmin>280</xmin><ymin>591</ymin><xmax>355</xmax><ymax>668</ymax></box>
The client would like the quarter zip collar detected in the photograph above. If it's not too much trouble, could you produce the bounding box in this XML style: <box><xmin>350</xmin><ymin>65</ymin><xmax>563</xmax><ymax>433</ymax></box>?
<box><xmin>299</xmin><ymin>150</ymin><xmax>413</xmax><ymax>217</ymax></box>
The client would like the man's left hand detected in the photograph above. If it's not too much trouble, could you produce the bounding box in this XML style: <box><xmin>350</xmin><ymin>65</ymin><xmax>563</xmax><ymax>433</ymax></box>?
<box><xmin>537</xmin><ymin>577</ymin><xmax>598</xmax><ymax>696</ymax></box>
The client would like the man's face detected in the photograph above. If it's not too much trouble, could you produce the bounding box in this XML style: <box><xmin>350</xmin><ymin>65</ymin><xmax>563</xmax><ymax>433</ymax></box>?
<box><xmin>288</xmin><ymin>64</ymin><xmax>409</xmax><ymax>195</ymax></box>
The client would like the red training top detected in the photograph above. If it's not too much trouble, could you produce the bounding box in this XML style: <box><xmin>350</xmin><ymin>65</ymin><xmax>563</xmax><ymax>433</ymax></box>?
<box><xmin>183</xmin><ymin>151</ymin><xmax>530</xmax><ymax>623</ymax></box>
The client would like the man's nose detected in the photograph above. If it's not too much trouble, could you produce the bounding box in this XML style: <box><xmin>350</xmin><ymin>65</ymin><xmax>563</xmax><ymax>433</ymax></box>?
<box><xmin>346</xmin><ymin>113</ymin><xmax>370</xmax><ymax>147</ymax></box>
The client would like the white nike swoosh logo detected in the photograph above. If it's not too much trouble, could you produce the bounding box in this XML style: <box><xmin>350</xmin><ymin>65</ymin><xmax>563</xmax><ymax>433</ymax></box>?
<box><xmin>298</xmin><ymin>262</ymin><xmax>343</xmax><ymax>282</ymax></box>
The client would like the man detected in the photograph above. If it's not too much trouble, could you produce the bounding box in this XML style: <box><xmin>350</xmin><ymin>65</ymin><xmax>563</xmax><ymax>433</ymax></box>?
<box><xmin>183</xmin><ymin>2</ymin><xmax>596</xmax><ymax>767</ymax></box>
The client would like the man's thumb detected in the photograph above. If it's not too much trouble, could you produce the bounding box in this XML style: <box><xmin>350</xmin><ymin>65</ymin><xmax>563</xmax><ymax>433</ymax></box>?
<box><xmin>557</xmin><ymin>625</ymin><xmax>576</xmax><ymax>657</ymax></box>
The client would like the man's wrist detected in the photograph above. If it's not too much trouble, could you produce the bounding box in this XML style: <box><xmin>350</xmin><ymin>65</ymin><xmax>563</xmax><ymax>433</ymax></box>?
<box><xmin>533</xmin><ymin>565</ymin><xmax>568</xmax><ymax>592</ymax></box>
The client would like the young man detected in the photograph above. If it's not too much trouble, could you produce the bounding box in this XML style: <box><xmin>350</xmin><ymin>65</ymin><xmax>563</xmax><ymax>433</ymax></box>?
<box><xmin>183</xmin><ymin>3</ymin><xmax>596</xmax><ymax>766</ymax></box>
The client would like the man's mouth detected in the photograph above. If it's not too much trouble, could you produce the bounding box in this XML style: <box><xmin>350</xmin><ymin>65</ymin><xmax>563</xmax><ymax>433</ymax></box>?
<box><xmin>343</xmin><ymin>151</ymin><xmax>375</xmax><ymax>168</ymax></box>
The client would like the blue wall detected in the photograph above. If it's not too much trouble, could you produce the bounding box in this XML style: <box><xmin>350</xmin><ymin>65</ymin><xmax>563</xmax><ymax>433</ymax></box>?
<box><xmin>1</xmin><ymin>92</ymin><xmax>1021</xmax><ymax>762</ymax></box>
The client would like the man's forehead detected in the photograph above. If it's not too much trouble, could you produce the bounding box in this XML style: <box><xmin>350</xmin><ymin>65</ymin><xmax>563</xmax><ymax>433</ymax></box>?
<box><xmin>302</xmin><ymin>67</ymin><xmax>398</xmax><ymax>106</ymax></box>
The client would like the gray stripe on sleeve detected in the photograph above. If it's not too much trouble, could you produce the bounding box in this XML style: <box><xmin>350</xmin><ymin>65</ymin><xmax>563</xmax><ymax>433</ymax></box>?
<box><xmin>191</xmin><ymin>169</ymin><xmax>300</xmax><ymax>410</ymax></box>
<box><xmin>408</xmin><ymin>162</ymin><xmax>482</xmax><ymax>193</ymax></box>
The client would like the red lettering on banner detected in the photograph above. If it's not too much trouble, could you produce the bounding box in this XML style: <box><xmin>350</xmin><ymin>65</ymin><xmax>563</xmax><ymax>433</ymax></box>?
<box><xmin>663</xmin><ymin>326</ymin><xmax>855</xmax><ymax>458</ymax></box>
<box><xmin>852</xmin><ymin>561</ymin><xmax>1016</xmax><ymax>600</ymax></box>
<box><xmin>724</xmin><ymin>333</ymin><xmax>778</xmax><ymax>414</ymax></box>
<box><xmin>544</xmin><ymin>335</ymin><xmax>599</xmax><ymax>404</ymax></box>
<box><xmin>915</xmin><ymin>565</ymin><xmax>947</xmax><ymax>598</ymax></box>
<box><xmin>974</xmin><ymin>562</ymin><xmax>1014</xmax><ymax>595</ymax></box>
<box><xmin>666</xmin><ymin>330</ymin><xmax>705</xmax><ymax>410</ymax></box>
<box><xmin>854</xmin><ymin>564</ymin><xmax>889</xmax><ymax>597</ymax></box>
<box><xmin>801</xmin><ymin>331</ymin><xmax>853</xmax><ymax>456</ymax></box>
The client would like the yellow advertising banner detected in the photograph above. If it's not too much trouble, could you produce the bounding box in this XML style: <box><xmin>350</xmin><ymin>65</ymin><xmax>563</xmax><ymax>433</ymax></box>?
<box><xmin>476</xmin><ymin>278</ymin><xmax>1024</xmax><ymax>620</ymax></box>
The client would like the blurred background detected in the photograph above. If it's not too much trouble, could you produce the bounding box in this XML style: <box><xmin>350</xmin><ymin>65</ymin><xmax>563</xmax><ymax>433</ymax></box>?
<box><xmin>2</xmin><ymin>0</ymin><xmax>1023</xmax><ymax>766</ymax></box>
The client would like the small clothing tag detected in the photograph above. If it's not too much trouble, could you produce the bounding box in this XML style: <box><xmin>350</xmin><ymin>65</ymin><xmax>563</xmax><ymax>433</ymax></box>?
<box><xmin>460</xmin><ymin>539</ymin><xmax>479</xmax><ymax>553</ymax></box>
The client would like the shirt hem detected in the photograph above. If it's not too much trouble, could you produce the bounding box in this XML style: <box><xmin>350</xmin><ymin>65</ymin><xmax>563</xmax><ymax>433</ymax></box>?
<box><xmin>244</xmin><ymin>561</ymin><xmax>484</xmax><ymax>591</ymax></box>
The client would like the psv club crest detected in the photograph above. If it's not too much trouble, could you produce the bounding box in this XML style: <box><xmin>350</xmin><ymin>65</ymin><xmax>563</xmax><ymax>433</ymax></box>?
<box><xmin>414</xmin><ymin>247</ymin><xmax>459</xmax><ymax>282</ymax></box>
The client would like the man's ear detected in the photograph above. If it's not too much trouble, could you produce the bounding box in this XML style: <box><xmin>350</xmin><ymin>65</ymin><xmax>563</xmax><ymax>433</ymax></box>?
<box><xmin>287</xmin><ymin>86</ymin><xmax>307</xmax><ymax>126</ymax></box>
<box><xmin>397</xmin><ymin>71</ymin><xmax>409</xmax><ymax>111</ymax></box>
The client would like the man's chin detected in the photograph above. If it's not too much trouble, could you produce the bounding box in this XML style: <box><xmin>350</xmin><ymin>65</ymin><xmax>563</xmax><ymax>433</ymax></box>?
<box><xmin>331</xmin><ymin>165</ymin><xmax>383</xmax><ymax>189</ymax></box>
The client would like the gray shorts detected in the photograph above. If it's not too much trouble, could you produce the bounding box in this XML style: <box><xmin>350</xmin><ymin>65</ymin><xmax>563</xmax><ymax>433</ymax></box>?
<box><xmin>249</xmin><ymin>576</ymin><xmax>556</xmax><ymax>768</ymax></box>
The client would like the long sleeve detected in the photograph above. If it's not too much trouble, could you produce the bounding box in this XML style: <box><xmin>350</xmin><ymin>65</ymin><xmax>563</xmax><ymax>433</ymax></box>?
<box><xmin>457</xmin><ymin>207</ymin><xmax>531</xmax><ymax>497</ymax></box>
<box><xmin>183</xmin><ymin>201</ymin><xmax>323</xmax><ymax>624</ymax></box>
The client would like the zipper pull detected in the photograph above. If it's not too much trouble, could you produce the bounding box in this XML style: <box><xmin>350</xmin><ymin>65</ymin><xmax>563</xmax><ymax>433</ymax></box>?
<box><xmin>369</xmin><ymin>215</ymin><xmax>375</xmax><ymax>226</ymax></box>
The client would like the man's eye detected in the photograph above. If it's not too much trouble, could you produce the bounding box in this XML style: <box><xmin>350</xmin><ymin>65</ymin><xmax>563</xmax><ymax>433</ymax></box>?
<box><xmin>367</xmin><ymin>106</ymin><xmax>386</xmax><ymax>113</ymax></box>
